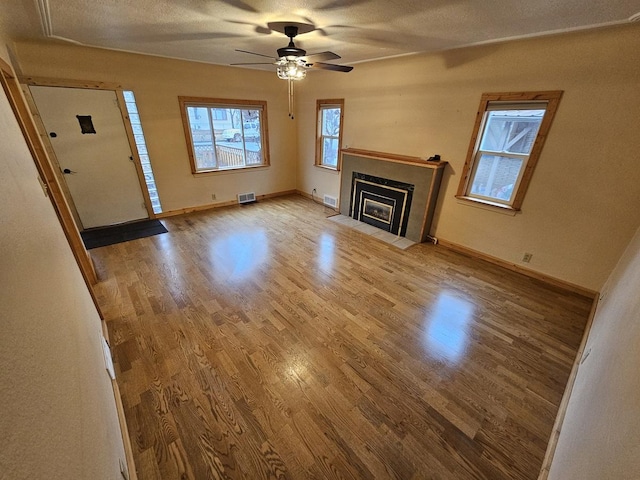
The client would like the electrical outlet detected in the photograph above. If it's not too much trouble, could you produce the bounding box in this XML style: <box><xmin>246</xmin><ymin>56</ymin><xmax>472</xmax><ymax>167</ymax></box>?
<box><xmin>522</xmin><ymin>253</ymin><xmax>533</xmax><ymax>263</ymax></box>
<box><xmin>212</xmin><ymin>193</ymin><xmax>216</xmax><ymax>200</ymax></box>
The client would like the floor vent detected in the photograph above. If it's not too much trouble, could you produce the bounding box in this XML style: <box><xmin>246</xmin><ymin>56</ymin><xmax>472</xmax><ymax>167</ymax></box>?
<box><xmin>237</xmin><ymin>192</ymin><xmax>256</xmax><ymax>204</ymax></box>
<box><xmin>323</xmin><ymin>194</ymin><xmax>338</xmax><ymax>208</ymax></box>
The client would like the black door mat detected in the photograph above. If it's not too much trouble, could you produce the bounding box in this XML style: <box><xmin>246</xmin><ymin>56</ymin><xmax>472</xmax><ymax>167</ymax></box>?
<box><xmin>81</xmin><ymin>219</ymin><xmax>168</xmax><ymax>249</ymax></box>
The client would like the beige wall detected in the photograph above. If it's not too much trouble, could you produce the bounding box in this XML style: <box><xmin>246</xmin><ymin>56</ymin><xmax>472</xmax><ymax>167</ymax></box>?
<box><xmin>548</xmin><ymin>224</ymin><xmax>640</xmax><ymax>479</ymax></box>
<box><xmin>296</xmin><ymin>24</ymin><xmax>640</xmax><ymax>291</ymax></box>
<box><xmin>13</xmin><ymin>41</ymin><xmax>298</xmax><ymax>213</ymax></box>
<box><xmin>4</xmin><ymin>18</ymin><xmax>640</xmax><ymax>480</ymax></box>
<box><xmin>0</xmin><ymin>19</ymin><xmax>11</xmax><ymax>60</ymax></box>
<box><xmin>0</xmin><ymin>52</ymin><xmax>127</xmax><ymax>478</ymax></box>
<box><xmin>13</xmin><ymin>26</ymin><xmax>640</xmax><ymax>290</ymax></box>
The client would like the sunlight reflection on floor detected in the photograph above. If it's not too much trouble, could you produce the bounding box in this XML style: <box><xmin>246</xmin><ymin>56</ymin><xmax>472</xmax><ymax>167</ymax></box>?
<box><xmin>210</xmin><ymin>230</ymin><xmax>268</xmax><ymax>281</ymax></box>
<box><xmin>318</xmin><ymin>232</ymin><xmax>335</xmax><ymax>275</ymax></box>
<box><xmin>423</xmin><ymin>291</ymin><xmax>474</xmax><ymax>363</ymax></box>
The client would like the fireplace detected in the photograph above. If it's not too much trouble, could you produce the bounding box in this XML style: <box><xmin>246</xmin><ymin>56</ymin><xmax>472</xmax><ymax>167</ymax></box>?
<box><xmin>339</xmin><ymin>149</ymin><xmax>446</xmax><ymax>243</ymax></box>
<box><xmin>350</xmin><ymin>172</ymin><xmax>414</xmax><ymax>237</ymax></box>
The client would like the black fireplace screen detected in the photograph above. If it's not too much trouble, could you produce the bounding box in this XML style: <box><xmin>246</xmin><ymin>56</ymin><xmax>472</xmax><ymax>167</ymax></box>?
<box><xmin>350</xmin><ymin>172</ymin><xmax>414</xmax><ymax>236</ymax></box>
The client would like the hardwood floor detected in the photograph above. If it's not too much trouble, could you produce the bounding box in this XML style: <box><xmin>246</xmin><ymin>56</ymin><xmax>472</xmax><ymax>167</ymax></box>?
<box><xmin>94</xmin><ymin>195</ymin><xmax>592</xmax><ymax>480</ymax></box>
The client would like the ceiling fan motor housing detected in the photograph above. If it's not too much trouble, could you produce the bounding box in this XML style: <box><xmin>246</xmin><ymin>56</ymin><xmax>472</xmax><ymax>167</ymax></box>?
<box><xmin>277</xmin><ymin>45</ymin><xmax>306</xmax><ymax>58</ymax></box>
<box><xmin>278</xmin><ymin>26</ymin><xmax>306</xmax><ymax>59</ymax></box>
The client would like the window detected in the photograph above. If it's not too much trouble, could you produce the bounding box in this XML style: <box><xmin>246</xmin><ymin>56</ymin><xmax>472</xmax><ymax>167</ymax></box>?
<box><xmin>123</xmin><ymin>90</ymin><xmax>162</xmax><ymax>213</ymax></box>
<box><xmin>456</xmin><ymin>91</ymin><xmax>562</xmax><ymax>211</ymax></box>
<box><xmin>179</xmin><ymin>97</ymin><xmax>269</xmax><ymax>173</ymax></box>
<box><xmin>212</xmin><ymin>109</ymin><xmax>227</xmax><ymax>121</ymax></box>
<box><xmin>315</xmin><ymin>99</ymin><xmax>344</xmax><ymax>170</ymax></box>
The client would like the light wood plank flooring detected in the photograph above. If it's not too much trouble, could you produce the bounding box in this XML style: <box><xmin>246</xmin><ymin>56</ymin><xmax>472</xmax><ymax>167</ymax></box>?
<box><xmin>93</xmin><ymin>195</ymin><xmax>592</xmax><ymax>480</ymax></box>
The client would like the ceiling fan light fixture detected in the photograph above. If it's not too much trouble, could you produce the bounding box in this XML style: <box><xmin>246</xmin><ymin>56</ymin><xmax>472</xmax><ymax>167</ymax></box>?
<box><xmin>276</xmin><ymin>58</ymin><xmax>307</xmax><ymax>80</ymax></box>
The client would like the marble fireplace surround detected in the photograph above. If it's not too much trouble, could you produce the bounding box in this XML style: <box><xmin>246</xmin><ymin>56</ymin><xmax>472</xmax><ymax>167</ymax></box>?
<box><xmin>339</xmin><ymin>149</ymin><xmax>446</xmax><ymax>243</ymax></box>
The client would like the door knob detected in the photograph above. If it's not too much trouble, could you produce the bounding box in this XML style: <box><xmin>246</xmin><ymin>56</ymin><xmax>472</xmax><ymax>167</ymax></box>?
<box><xmin>62</xmin><ymin>168</ymin><xmax>76</xmax><ymax>175</ymax></box>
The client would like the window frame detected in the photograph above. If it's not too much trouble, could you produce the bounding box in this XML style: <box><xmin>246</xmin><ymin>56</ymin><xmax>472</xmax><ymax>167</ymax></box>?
<box><xmin>315</xmin><ymin>99</ymin><xmax>345</xmax><ymax>171</ymax></box>
<box><xmin>456</xmin><ymin>91</ymin><xmax>562</xmax><ymax>211</ymax></box>
<box><xmin>178</xmin><ymin>96</ymin><xmax>270</xmax><ymax>174</ymax></box>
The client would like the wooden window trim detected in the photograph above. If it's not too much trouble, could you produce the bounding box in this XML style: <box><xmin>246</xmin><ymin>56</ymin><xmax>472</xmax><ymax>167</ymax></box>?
<box><xmin>456</xmin><ymin>91</ymin><xmax>563</xmax><ymax>211</ymax></box>
<box><xmin>178</xmin><ymin>96</ymin><xmax>270</xmax><ymax>174</ymax></box>
<box><xmin>315</xmin><ymin>99</ymin><xmax>344</xmax><ymax>171</ymax></box>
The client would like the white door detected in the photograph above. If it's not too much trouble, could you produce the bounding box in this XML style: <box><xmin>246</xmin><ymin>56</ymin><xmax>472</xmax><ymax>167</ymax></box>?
<box><xmin>30</xmin><ymin>86</ymin><xmax>149</xmax><ymax>229</ymax></box>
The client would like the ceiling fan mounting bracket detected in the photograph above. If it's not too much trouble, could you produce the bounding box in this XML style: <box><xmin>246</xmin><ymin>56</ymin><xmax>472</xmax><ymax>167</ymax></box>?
<box><xmin>284</xmin><ymin>25</ymin><xmax>299</xmax><ymax>39</ymax></box>
<box><xmin>267</xmin><ymin>21</ymin><xmax>316</xmax><ymax>37</ymax></box>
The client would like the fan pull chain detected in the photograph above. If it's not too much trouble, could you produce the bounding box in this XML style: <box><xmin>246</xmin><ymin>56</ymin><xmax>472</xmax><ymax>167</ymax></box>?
<box><xmin>288</xmin><ymin>77</ymin><xmax>295</xmax><ymax>120</ymax></box>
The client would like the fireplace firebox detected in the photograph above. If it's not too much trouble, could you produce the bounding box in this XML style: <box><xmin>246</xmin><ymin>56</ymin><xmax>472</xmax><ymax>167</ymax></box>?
<box><xmin>350</xmin><ymin>172</ymin><xmax>414</xmax><ymax>237</ymax></box>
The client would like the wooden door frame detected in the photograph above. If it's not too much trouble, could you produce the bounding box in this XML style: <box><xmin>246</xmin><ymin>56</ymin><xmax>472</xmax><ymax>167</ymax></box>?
<box><xmin>0</xmin><ymin>58</ymin><xmax>102</xmax><ymax>308</ymax></box>
<box><xmin>20</xmin><ymin>82</ymin><xmax>85</xmax><ymax>228</ymax></box>
<box><xmin>20</xmin><ymin>76</ymin><xmax>156</xmax><ymax>224</ymax></box>
<box><xmin>2</xmin><ymin>62</ymin><xmax>139</xmax><ymax>479</ymax></box>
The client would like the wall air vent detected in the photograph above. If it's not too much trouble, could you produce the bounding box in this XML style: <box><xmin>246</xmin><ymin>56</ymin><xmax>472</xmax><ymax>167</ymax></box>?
<box><xmin>237</xmin><ymin>192</ymin><xmax>256</xmax><ymax>204</ymax></box>
<box><xmin>323</xmin><ymin>194</ymin><xmax>338</xmax><ymax>209</ymax></box>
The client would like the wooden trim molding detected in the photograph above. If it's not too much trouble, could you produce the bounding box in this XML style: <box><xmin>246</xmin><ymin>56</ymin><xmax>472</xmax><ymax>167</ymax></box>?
<box><xmin>102</xmin><ymin>323</ymin><xmax>139</xmax><ymax>480</ymax></box>
<box><xmin>115</xmin><ymin>89</ymin><xmax>155</xmax><ymax>219</ymax></box>
<box><xmin>437</xmin><ymin>239</ymin><xmax>598</xmax><ymax>299</ymax></box>
<box><xmin>158</xmin><ymin>189</ymin><xmax>297</xmax><ymax>218</ymax></box>
<box><xmin>19</xmin><ymin>75</ymin><xmax>123</xmax><ymax>90</ymax></box>
<box><xmin>296</xmin><ymin>189</ymin><xmax>340</xmax><ymax>211</ymax></box>
<box><xmin>341</xmin><ymin>148</ymin><xmax>447</xmax><ymax>169</ymax></box>
<box><xmin>20</xmin><ymin>83</ymin><xmax>84</xmax><ymax>227</ymax></box>
<box><xmin>0</xmin><ymin>60</ymin><xmax>100</xmax><ymax>295</ymax></box>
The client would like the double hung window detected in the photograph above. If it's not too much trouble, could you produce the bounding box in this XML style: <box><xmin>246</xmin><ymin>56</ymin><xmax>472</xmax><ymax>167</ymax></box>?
<box><xmin>457</xmin><ymin>91</ymin><xmax>562</xmax><ymax>210</ymax></box>
<box><xmin>315</xmin><ymin>99</ymin><xmax>344</xmax><ymax>170</ymax></box>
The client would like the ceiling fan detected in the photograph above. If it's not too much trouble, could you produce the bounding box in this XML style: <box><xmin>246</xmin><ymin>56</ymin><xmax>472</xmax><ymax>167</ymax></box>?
<box><xmin>231</xmin><ymin>21</ymin><xmax>353</xmax><ymax>119</ymax></box>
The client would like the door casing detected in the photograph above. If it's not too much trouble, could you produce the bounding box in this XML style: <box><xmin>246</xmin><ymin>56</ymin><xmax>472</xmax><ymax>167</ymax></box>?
<box><xmin>28</xmin><ymin>84</ymin><xmax>153</xmax><ymax>229</ymax></box>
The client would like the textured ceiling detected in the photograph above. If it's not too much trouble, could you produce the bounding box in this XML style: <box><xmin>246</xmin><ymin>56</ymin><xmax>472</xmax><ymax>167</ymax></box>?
<box><xmin>3</xmin><ymin>0</ymin><xmax>640</xmax><ymax>70</ymax></box>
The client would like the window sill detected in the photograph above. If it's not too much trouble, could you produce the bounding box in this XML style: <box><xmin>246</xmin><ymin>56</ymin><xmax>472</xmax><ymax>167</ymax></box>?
<box><xmin>192</xmin><ymin>164</ymin><xmax>269</xmax><ymax>176</ymax></box>
<box><xmin>455</xmin><ymin>195</ymin><xmax>519</xmax><ymax>216</ymax></box>
<box><xmin>314</xmin><ymin>164</ymin><xmax>340</xmax><ymax>173</ymax></box>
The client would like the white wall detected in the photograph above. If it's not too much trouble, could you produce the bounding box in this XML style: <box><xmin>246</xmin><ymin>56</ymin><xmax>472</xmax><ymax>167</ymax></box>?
<box><xmin>296</xmin><ymin>24</ymin><xmax>640</xmax><ymax>292</ymax></box>
<box><xmin>548</xmin><ymin>224</ymin><xmax>640</xmax><ymax>479</ymax></box>
<box><xmin>0</xmin><ymin>51</ymin><xmax>127</xmax><ymax>478</ymax></box>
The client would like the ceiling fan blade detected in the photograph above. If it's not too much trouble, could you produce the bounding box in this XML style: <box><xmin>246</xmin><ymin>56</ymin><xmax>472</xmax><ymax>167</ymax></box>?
<box><xmin>220</xmin><ymin>0</ymin><xmax>259</xmax><ymax>13</ymax></box>
<box><xmin>235</xmin><ymin>49</ymin><xmax>275</xmax><ymax>59</ymax></box>
<box><xmin>318</xmin><ymin>0</ymin><xmax>370</xmax><ymax>10</ymax></box>
<box><xmin>226</xmin><ymin>20</ymin><xmax>272</xmax><ymax>35</ymax></box>
<box><xmin>303</xmin><ymin>51</ymin><xmax>341</xmax><ymax>62</ymax></box>
<box><xmin>311</xmin><ymin>62</ymin><xmax>354</xmax><ymax>73</ymax></box>
<box><xmin>230</xmin><ymin>62</ymin><xmax>275</xmax><ymax>66</ymax></box>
